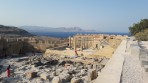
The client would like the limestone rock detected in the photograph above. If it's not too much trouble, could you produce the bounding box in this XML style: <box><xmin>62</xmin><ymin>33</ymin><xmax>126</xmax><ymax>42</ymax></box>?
<box><xmin>51</xmin><ymin>71</ymin><xmax>56</xmax><ymax>76</ymax></box>
<box><xmin>81</xmin><ymin>69</ymin><xmax>87</xmax><ymax>76</ymax></box>
<box><xmin>88</xmin><ymin>69</ymin><xmax>97</xmax><ymax>81</ymax></box>
<box><xmin>87</xmin><ymin>64</ymin><xmax>92</xmax><ymax>69</ymax></box>
<box><xmin>40</xmin><ymin>73</ymin><xmax>50</xmax><ymax>80</ymax></box>
<box><xmin>77</xmin><ymin>65</ymin><xmax>84</xmax><ymax>70</ymax></box>
<box><xmin>25</xmin><ymin>71</ymin><xmax>37</xmax><ymax>78</ymax></box>
<box><xmin>36</xmin><ymin>78</ymin><xmax>44</xmax><ymax>83</ymax></box>
<box><xmin>71</xmin><ymin>77</ymin><xmax>79</xmax><ymax>83</ymax></box>
<box><xmin>56</xmin><ymin>69</ymin><xmax>62</xmax><ymax>76</ymax></box>
<box><xmin>144</xmin><ymin>65</ymin><xmax>148</xmax><ymax>72</ymax></box>
<box><xmin>93</xmin><ymin>64</ymin><xmax>97</xmax><ymax>69</ymax></box>
<box><xmin>52</xmin><ymin>76</ymin><xmax>61</xmax><ymax>83</ymax></box>
<box><xmin>82</xmin><ymin>76</ymin><xmax>88</xmax><ymax>82</ymax></box>
<box><xmin>59</xmin><ymin>73</ymin><xmax>71</xmax><ymax>82</ymax></box>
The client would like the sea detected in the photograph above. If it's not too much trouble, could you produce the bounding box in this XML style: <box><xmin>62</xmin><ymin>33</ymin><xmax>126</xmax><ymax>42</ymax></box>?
<box><xmin>32</xmin><ymin>32</ymin><xmax>130</xmax><ymax>38</ymax></box>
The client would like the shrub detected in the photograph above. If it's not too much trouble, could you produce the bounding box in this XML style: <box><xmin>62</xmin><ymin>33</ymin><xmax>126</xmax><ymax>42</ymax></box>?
<box><xmin>129</xmin><ymin>19</ymin><xmax>148</xmax><ymax>35</ymax></box>
<box><xmin>135</xmin><ymin>29</ymin><xmax>148</xmax><ymax>41</ymax></box>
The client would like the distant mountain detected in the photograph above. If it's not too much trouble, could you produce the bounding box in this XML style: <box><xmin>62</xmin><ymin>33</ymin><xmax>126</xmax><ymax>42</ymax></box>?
<box><xmin>20</xmin><ymin>26</ymin><xmax>97</xmax><ymax>32</ymax></box>
<box><xmin>0</xmin><ymin>25</ymin><xmax>33</xmax><ymax>36</ymax></box>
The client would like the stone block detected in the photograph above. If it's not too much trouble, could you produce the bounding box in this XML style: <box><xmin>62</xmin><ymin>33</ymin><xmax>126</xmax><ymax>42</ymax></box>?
<box><xmin>97</xmin><ymin>65</ymin><xmax>103</xmax><ymax>71</ymax></box>
<box><xmin>26</xmin><ymin>71</ymin><xmax>37</xmax><ymax>78</ymax></box>
<box><xmin>64</xmin><ymin>63</ymin><xmax>71</xmax><ymax>68</ymax></box>
<box><xmin>81</xmin><ymin>69</ymin><xmax>87</xmax><ymax>76</ymax></box>
<box><xmin>139</xmin><ymin>50</ymin><xmax>148</xmax><ymax>60</ymax></box>
<box><xmin>144</xmin><ymin>65</ymin><xmax>148</xmax><ymax>72</ymax></box>
<box><xmin>52</xmin><ymin>76</ymin><xmax>61</xmax><ymax>83</ymax></box>
<box><xmin>141</xmin><ymin>60</ymin><xmax>148</xmax><ymax>67</ymax></box>
<box><xmin>51</xmin><ymin>72</ymin><xmax>56</xmax><ymax>76</ymax></box>
<box><xmin>36</xmin><ymin>78</ymin><xmax>44</xmax><ymax>83</ymax></box>
<box><xmin>130</xmin><ymin>46</ymin><xmax>140</xmax><ymax>56</ymax></box>
<box><xmin>88</xmin><ymin>69</ymin><xmax>97</xmax><ymax>81</ymax></box>
<box><xmin>71</xmin><ymin>77</ymin><xmax>79</xmax><ymax>83</ymax></box>
<box><xmin>56</xmin><ymin>69</ymin><xmax>62</xmax><ymax>76</ymax></box>
<box><xmin>40</xmin><ymin>73</ymin><xmax>50</xmax><ymax>80</ymax></box>
<box><xmin>59</xmin><ymin>73</ymin><xmax>71</xmax><ymax>82</ymax></box>
<box><xmin>87</xmin><ymin>64</ymin><xmax>92</xmax><ymax>69</ymax></box>
<box><xmin>93</xmin><ymin>64</ymin><xmax>97</xmax><ymax>69</ymax></box>
<box><xmin>82</xmin><ymin>76</ymin><xmax>89</xmax><ymax>82</ymax></box>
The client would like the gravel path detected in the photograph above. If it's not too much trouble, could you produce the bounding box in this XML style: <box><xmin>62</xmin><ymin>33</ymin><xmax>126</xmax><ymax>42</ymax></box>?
<box><xmin>121</xmin><ymin>42</ymin><xmax>148</xmax><ymax>83</ymax></box>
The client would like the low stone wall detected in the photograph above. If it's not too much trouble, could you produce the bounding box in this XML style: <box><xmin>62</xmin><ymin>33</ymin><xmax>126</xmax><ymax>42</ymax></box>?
<box><xmin>94</xmin><ymin>40</ymin><xmax>127</xmax><ymax>83</ymax></box>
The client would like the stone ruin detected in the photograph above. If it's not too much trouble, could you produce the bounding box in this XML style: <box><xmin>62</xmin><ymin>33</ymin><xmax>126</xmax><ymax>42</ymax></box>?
<box><xmin>0</xmin><ymin>55</ymin><xmax>107</xmax><ymax>83</ymax></box>
<box><xmin>69</xmin><ymin>34</ymin><xmax>128</xmax><ymax>50</ymax></box>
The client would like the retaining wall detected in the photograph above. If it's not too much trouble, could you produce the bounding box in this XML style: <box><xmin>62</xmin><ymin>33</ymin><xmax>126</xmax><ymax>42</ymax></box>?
<box><xmin>94</xmin><ymin>40</ymin><xmax>127</xmax><ymax>83</ymax></box>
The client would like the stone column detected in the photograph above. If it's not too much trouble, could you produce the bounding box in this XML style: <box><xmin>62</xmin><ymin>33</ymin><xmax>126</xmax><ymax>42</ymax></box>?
<box><xmin>21</xmin><ymin>38</ymin><xmax>24</xmax><ymax>41</ymax></box>
<box><xmin>73</xmin><ymin>37</ymin><xmax>76</xmax><ymax>50</ymax></box>
<box><xmin>69</xmin><ymin>36</ymin><xmax>71</xmax><ymax>48</ymax></box>
<box><xmin>83</xmin><ymin>37</ymin><xmax>85</xmax><ymax>49</ymax></box>
<box><xmin>16</xmin><ymin>38</ymin><xmax>18</xmax><ymax>42</ymax></box>
<box><xmin>81</xmin><ymin>37</ymin><xmax>83</xmax><ymax>50</ymax></box>
<box><xmin>45</xmin><ymin>40</ymin><xmax>49</xmax><ymax>44</ymax></box>
<box><xmin>6</xmin><ymin>38</ymin><xmax>9</xmax><ymax>42</ymax></box>
<box><xmin>86</xmin><ymin>37</ymin><xmax>88</xmax><ymax>48</ymax></box>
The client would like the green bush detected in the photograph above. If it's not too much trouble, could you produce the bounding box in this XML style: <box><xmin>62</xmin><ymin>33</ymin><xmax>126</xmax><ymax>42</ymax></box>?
<box><xmin>129</xmin><ymin>19</ymin><xmax>148</xmax><ymax>35</ymax></box>
<box><xmin>135</xmin><ymin>29</ymin><xmax>148</xmax><ymax>41</ymax></box>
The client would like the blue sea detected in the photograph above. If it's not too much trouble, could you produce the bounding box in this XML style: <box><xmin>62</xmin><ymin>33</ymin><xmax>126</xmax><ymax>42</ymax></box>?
<box><xmin>32</xmin><ymin>32</ymin><xmax>130</xmax><ymax>38</ymax></box>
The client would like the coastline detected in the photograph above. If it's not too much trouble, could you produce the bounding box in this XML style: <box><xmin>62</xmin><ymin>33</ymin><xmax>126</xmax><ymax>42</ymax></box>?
<box><xmin>31</xmin><ymin>32</ymin><xmax>129</xmax><ymax>38</ymax></box>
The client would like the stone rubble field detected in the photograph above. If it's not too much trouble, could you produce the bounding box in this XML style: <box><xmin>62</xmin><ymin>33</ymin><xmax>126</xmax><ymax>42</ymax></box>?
<box><xmin>1</xmin><ymin>38</ymin><xmax>148</xmax><ymax>83</ymax></box>
<box><xmin>0</xmin><ymin>55</ymin><xmax>108</xmax><ymax>83</ymax></box>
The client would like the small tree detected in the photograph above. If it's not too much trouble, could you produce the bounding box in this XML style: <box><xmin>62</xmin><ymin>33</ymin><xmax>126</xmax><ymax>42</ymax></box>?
<box><xmin>129</xmin><ymin>19</ymin><xmax>148</xmax><ymax>35</ymax></box>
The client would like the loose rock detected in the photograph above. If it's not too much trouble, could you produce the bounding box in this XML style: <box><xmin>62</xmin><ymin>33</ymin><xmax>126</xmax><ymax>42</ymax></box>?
<box><xmin>52</xmin><ymin>76</ymin><xmax>61</xmax><ymax>83</ymax></box>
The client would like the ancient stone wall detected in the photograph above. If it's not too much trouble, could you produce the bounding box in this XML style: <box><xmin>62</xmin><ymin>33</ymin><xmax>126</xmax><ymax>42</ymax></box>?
<box><xmin>69</xmin><ymin>34</ymin><xmax>127</xmax><ymax>50</ymax></box>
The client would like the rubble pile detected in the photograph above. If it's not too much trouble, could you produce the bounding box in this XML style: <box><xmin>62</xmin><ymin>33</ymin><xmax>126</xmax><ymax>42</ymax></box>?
<box><xmin>0</xmin><ymin>55</ymin><xmax>108</xmax><ymax>83</ymax></box>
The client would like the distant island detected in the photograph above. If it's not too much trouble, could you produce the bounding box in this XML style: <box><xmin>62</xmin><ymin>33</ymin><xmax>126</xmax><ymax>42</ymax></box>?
<box><xmin>20</xmin><ymin>26</ymin><xmax>98</xmax><ymax>32</ymax></box>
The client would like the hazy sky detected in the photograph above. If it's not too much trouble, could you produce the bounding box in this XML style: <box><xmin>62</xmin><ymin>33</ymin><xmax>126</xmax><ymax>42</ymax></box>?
<box><xmin>0</xmin><ymin>0</ymin><xmax>148</xmax><ymax>32</ymax></box>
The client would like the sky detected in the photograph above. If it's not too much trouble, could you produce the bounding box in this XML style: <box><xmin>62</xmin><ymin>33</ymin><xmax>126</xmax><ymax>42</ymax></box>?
<box><xmin>0</xmin><ymin>0</ymin><xmax>148</xmax><ymax>32</ymax></box>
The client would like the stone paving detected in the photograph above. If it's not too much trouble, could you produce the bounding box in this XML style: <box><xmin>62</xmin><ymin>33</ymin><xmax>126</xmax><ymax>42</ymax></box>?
<box><xmin>121</xmin><ymin>40</ymin><xmax>148</xmax><ymax>83</ymax></box>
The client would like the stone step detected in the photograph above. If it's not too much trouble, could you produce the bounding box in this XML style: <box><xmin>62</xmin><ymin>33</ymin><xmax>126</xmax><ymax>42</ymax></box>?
<box><xmin>140</xmin><ymin>60</ymin><xmax>148</xmax><ymax>67</ymax></box>
<box><xmin>143</xmin><ymin>65</ymin><xmax>148</xmax><ymax>72</ymax></box>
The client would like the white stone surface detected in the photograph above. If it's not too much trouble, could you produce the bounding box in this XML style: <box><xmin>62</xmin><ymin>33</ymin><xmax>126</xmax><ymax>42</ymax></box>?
<box><xmin>121</xmin><ymin>40</ymin><xmax>148</xmax><ymax>83</ymax></box>
<box><xmin>94</xmin><ymin>40</ymin><xmax>126</xmax><ymax>83</ymax></box>
<box><xmin>130</xmin><ymin>41</ymin><xmax>140</xmax><ymax>56</ymax></box>
<box><xmin>40</xmin><ymin>73</ymin><xmax>50</xmax><ymax>80</ymax></box>
<box><xmin>52</xmin><ymin>76</ymin><xmax>61</xmax><ymax>83</ymax></box>
<box><xmin>71</xmin><ymin>77</ymin><xmax>79</xmax><ymax>83</ymax></box>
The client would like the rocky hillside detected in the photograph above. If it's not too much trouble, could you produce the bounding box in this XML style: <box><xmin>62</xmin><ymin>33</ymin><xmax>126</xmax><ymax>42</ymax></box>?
<box><xmin>0</xmin><ymin>25</ymin><xmax>33</xmax><ymax>36</ymax></box>
<box><xmin>20</xmin><ymin>26</ymin><xmax>97</xmax><ymax>32</ymax></box>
